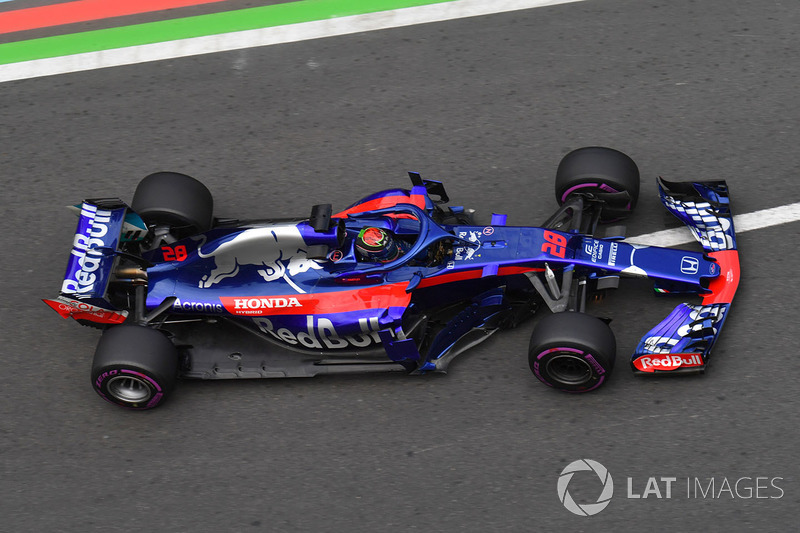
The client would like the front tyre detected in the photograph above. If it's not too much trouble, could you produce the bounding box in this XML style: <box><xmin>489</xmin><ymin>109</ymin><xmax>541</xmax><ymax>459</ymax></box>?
<box><xmin>555</xmin><ymin>146</ymin><xmax>640</xmax><ymax>220</ymax></box>
<box><xmin>91</xmin><ymin>325</ymin><xmax>178</xmax><ymax>409</ymax></box>
<box><xmin>528</xmin><ymin>312</ymin><xmax>616</xmax><ymax>392</ymax></box>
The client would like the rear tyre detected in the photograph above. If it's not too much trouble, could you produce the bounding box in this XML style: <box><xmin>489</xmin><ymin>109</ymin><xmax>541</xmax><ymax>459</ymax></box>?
<box><xmin>91</xmin><ymin>325</ymin><xmax>178</xmax><ymax>409</ymax></box>
<box><xmin>555</xmin><ymin>147</ymin><xmax>640</xmax><ymax>219</ymax></box>
<box><xmin>131</xmin><ymin>171</ymin><xmax>214</xmax><ymax>237</ymax></box>
<box><xmin>528</xmin><ymin>312</ymin><xmax>616</xmax><ymax>392</ymax></box>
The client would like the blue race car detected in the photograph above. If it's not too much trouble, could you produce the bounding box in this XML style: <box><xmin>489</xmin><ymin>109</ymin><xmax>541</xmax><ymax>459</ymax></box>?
<box><xmin>44</xmin><ymin>147</ymin><xmax>740</xmax><ymax>409</ymax></box>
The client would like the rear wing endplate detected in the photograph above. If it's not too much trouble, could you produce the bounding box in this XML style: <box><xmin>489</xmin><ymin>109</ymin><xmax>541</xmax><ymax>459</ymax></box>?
<box><xmin>43</xmin><ymin>200</ymin><xmax>133</xmax><ymax>324</ymax></box>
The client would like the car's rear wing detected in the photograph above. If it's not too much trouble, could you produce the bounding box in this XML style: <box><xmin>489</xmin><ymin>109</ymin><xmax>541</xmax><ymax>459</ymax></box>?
<box><xmin>631</xmin><ymin>179</ymin><xmax>740</xmax><ymax>374</ymax></box>
<box><xmin>43</xmin><ymin>199</ymin><xmax>145</xmax><ymax>325</ymax></box>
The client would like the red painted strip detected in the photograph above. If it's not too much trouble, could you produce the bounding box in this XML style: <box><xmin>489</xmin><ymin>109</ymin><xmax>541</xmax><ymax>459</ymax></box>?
<box><xmin>498</xmin><ymin>265</ymin><xmax>545</xmax><ymax>276</ymax></box>
<box><xmin>0</xmin><ymin>0</ymin><xmax>225</xmax><ymax>34</ymax></box>
<box><xmin>702</xmin><ymin>250</ymin><xmax>739</xmax><ymax>305</ymax></box>
<box><xmin>42</xmin><ymin>298</ymin><xmax>127</xmax><ymax>324</ymax></box>
<box><xmin>220</xmin><ymin>282</ymin><xmax>412</xmax><ymax>316</ymax></box>
<box><xmin>416</xmin><ymin>265</ymin><xmax>543</xmax><ymax>289</ymax></box>
<box><xmin>334</xmin><ymin>193</ymin><xmax>427</xmax><ymax>218</ymax></box>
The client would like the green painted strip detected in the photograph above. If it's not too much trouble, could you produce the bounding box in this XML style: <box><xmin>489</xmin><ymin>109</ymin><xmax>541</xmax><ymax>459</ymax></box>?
<box><xmin>0</xmin><ymin>0</ymin><xmax>455</xmax><ymax>65</ymax></box>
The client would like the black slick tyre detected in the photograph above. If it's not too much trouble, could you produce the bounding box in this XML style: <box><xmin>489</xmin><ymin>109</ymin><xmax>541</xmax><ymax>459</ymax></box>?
<box><xmin>91</xmin><ymin>325</ymin><xmax>178</xmax><ymax>409</ymax></box>
<box><xmin>528</xmin><ymin>312</ymin><xmax>616</xmax><ymax>392</ymax></box>
<box><xmin>131</xmin><ymin>171</ymin><xmax>214</xmax><ymax>236</ymax></box>
<box><xmin>555</xmin><ymin>147</ymin><xmax>640</xmax><ymax>219</ymax></box>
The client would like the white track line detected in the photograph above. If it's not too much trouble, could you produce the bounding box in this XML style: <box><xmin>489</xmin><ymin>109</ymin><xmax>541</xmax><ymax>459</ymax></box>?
<box><xmin>5</xmin><ymin>0</ymin><xmax>798</xmax><ymax>245</ymax></box>
<box><xmin>0</xmin><ymin>0</ymin><xmax>584</xmax><ymax>83</ymax></box>
<box><xmin>628</xmin><ymin>202</ymin><xmax>800</xmax><ymax>246</ymax></box>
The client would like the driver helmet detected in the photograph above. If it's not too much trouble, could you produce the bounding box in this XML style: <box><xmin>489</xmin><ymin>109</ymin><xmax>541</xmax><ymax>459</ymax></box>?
<box><xmin>355</xmin><ymin>227</ymin><xmax>403</xmax><ymax>263</ymax></box>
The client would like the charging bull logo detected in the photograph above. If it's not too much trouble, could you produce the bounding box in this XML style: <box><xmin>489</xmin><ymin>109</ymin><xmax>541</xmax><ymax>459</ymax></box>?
<box><xmin>196</xmin><ymin>225</ymin><xmax>322</xmax><ymax>292</ymax></box>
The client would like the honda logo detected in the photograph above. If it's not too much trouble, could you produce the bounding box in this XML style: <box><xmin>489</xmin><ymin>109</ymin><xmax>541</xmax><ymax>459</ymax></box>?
<box><xmin>681</xmin><ymin>256</ymin><xmax>699</xmax><ymax>275</ymax></box>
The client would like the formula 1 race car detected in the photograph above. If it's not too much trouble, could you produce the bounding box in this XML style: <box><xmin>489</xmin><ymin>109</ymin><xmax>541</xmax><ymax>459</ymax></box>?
<box><xmin>44</xmin><ymin>147</ymin><xmax>740</xmax><ymax>409</ymax></box>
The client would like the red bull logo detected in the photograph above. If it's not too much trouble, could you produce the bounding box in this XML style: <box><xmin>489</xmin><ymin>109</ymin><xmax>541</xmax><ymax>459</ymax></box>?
<box><xmin>195</xmin><ymin>225</ymin><xmax>321</xmax><ymax>291</ymax></box>
<box><xmin>62</xmin><ymin>203</ymin><xmax>115</xmax><ymax>295</ymax></box>
<box><xmin>633</xmin><ymin>353</ymin><xmax>704</xmax><ymax>372</ymax></box>
<box><xmin>253</xmin><ymin>315</ymin><xmax>382</xmax><ymax>349</ymax></box>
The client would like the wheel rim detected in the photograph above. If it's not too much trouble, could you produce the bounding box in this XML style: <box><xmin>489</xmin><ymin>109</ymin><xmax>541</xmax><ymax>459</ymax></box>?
<box><xmin>546</xmin><ymin>354</ymin><xmax>593</xmax><ymax>385</ymax></box>
<box><xmin>106</xmin><ymin>375</ymin><xmax>152</xmax><ymax>403</ymax></box>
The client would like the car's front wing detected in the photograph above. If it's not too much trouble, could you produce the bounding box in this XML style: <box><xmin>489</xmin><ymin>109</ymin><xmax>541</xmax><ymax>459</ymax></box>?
<box><xmin>631</xmin><ymin>179</ymin><xmax>740</xmax><ymax>374</ymax></box>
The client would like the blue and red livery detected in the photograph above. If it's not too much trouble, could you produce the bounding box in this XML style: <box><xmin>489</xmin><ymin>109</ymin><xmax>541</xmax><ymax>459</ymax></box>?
<box><xmin>44</xmin><ymin>147</ymin><xmax>740</xmax><ymax>409</ymax></box>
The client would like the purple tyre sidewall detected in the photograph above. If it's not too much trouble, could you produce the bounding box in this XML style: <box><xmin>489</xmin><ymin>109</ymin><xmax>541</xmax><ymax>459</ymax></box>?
<box><xmin>531</xmin><ymin>346</ymin><xmax>608</xmax><ymax>392</ymax></box>
<box><xmin>93</xmin><ymin>366</ymin><xmax>166</xmax><ymax>410</ymax></box>
<box><xmin>559</xmin><ymin>182</ymin><xmax>633</xmax><ymax>214</ymax></box>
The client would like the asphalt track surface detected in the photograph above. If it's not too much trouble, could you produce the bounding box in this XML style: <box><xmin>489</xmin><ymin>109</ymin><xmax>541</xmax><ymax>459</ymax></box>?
<box><xmin>2</xmin><ymin>0</ymin><xmax>800</xmax><ymax>531</ymax></box>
